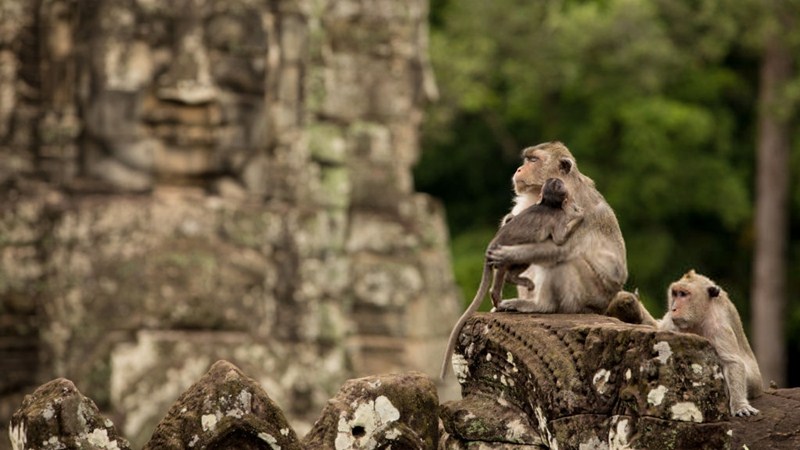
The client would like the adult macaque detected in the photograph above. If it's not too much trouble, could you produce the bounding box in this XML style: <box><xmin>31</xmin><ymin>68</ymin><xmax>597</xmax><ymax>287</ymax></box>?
<box><xmin>489</xmin><ymin>141</ymin><xmax>628</xmax><ymax>314</ymax></box>
<box><xmin>491</xmin><ymin>178</ymin><xmax>584</xmax><ymax>304</ymax></box>
<box><xmin>664</xmin><ymin>270</ymin><xmax>763</xmax><ymax>416</ymax></box>
<box><xmin>608</xmin><ymin>271</ymin><xmax>763</xmax><ymax>416</ymax></box>
<box><xmin>440</xmin><ymin>177</ymin><xmax>581</xmax><ymax>379</ymax></box>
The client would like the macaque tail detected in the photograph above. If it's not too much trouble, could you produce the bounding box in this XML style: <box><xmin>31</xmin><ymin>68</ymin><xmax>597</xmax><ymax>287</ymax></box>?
<box><xmin>440</xmin><ymin>264</ymin><xmax>492</xmax><ymax>379</ymax></box>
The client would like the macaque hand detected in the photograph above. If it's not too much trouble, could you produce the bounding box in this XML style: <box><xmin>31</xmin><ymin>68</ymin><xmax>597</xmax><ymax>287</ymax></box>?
<box><xmin>732</xmin><ymin>403</ymin><xmax>759</xmax><ymax>417</ymax></box>
<box><xmin>486</xmin><ymin>245</ymin><xmax>525</xmax><ymax>265</ymax></box>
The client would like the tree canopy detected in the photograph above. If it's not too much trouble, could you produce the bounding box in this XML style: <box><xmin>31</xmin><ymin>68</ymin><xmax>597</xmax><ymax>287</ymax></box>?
<box><xmin>418</xmin><ymin>0</ymin><xmax>800</xmax><ymax>384</ymax></box>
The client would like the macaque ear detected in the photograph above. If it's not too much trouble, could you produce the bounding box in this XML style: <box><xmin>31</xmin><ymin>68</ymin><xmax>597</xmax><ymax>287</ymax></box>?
<box><xmin>707</xmin><ymin>285</ymin><xmax>720</xmax><ymax>298</ymax></box>
<box><xmin>559</xmin><ymin>158</ymin><xmax>573</xmax><ymax>174</ymax></box>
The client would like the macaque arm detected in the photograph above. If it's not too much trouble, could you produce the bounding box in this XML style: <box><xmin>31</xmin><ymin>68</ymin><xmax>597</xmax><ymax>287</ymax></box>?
<box><xmin>712</xmin><ymin>325</ymin><xmax>759</xmax><ymax>416</ymax></box>
<box><xmin>490</xmin><ymin>266</ymin><xmax>507</xmax><ymax>308</ymax></box>
<box><xmin>640</xmin><ymin>307</ymin><xmax>660</xmax><ymax>328</ymax></box>
<box><xmin>631</xmin><ymin>297</ymin><xmax>659</xmax><ymax>327</ymax></box>
<box><xmin>722</xmin><ymin>355</ymin><xmax>757</xmax><ymax>416</ymax></box>
<box><xmin>505</xmin><ymin>269</ymin><xmax>534</xmax><ymax>290</ymax></box>
<box><xmin>552</xmin><ymin>214</ymin><xmax>584</xmax><ymax>245</ymax></box>
<box><xmin>605</xmin><ymin>291</ymin><xmax>659</xmax><ymax>327</ymax></box>
<box><xmin>487</xmin><ymin>242</ymin><xmax>568</xmax><ymax>265</ymax></box>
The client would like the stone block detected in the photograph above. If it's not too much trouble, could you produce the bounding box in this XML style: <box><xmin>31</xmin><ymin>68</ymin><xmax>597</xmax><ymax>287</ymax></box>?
<box><xmin>109</xmin><ymin>329</ymin><xmax>348</xmax><ymax>448</ymax></box>
<box><xmin>440</xmin><ymin>313</ymin><xmax>731</xmax><ymax>449</ymax></box>
<box><xmin>143</xmin><ymin>360</ymin><xmax>301</xmax><ymax>450</ymax></box>
<box><xmin>303</xmin><ymin>371</ymin><xmax>439</xmax><ymax>449</ymax></box>
<box><xmin>10</xmin><ymin>378</ymin><xmax>131</xmax><ymax>450</ymax></box>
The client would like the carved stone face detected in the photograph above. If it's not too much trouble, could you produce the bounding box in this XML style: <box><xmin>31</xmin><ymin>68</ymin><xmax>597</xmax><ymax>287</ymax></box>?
<box><xmin>82</xmin><ymin>0</ymin><xmax>269</xmax><ymax>189</ymax></box>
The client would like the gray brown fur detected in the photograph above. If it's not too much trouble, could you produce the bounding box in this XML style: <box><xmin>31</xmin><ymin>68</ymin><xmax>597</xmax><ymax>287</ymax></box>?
<box><xmin>489</xmin><ymin>141</ymin><xmax>627</xmax><ymax>315</ymax></box>
<box><xmin>488</xmin><ymin>178</ymin><xmax>583</xmax><ymax>304</ymax></box>
<box><xmin>440</xmin><ymin>178</ymin><xmax>580</xmax><ymax>379</ymax></box>
<box><xmin>608</xmin><ymin>271</ymin><xmax>763</xmax><ymax>417</ymax></box>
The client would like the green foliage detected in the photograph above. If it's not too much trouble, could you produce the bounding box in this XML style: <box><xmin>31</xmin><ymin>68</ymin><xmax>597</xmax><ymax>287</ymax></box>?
<box><xmin>417</xmin><ymin>0</ymin><xmax>784</xmax><ymax>321</ymax></box>
<box><xmin>450</xmin><ymin>228</ymin><xmax>494</xmax><ymax>309</ymax></box>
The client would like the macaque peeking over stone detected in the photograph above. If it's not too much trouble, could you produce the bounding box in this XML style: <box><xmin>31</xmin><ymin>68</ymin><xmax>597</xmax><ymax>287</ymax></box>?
<box><xmin>608</xmin><ymin>270</ymin><xmax>763</xmax><ymax>417</ymax></box>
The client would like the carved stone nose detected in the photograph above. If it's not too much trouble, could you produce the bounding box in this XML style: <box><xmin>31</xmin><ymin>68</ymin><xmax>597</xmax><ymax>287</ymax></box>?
<box><xmin>156</xmin><ymin>29</ymin><xmax>218</xmax><ymax>105</ymax></box>
<box><xmin>157</xmin><ymin>79</ymin><xmax>217</xmax><ymax>105</ymax></box>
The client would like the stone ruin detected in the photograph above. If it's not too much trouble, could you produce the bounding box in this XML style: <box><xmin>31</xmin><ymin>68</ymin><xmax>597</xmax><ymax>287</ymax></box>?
<box><xmin>5</xmin><ymin>0</ymin><xmax>800</xmax><ymax>449</ymax></box>
<box><xmin>0</xmin><ymin>0</ymin><xmax>461</xmax><ymax>448</ymax></box>
<box><xmin>10</xmin><ymin>314</ymin><xmax>800</xmax><ymax>449</ymax></box>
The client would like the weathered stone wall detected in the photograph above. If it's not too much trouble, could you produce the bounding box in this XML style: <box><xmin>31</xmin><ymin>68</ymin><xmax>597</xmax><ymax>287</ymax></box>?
<box><xmin>0</xmin><ymin>0</ymin><xmax>461</xmax><ymax>448</ymax></box>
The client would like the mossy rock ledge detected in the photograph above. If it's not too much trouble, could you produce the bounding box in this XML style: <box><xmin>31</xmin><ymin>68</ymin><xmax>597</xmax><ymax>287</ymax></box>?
<box><xmin>439</xmin><ymin>312</ymin><xmax>800</xmax><ymax>450</ymax></box>
<box><xmin>10</xmin><ymin>316</ymin><xmax>800</xmax><ymax>449</ymax></box>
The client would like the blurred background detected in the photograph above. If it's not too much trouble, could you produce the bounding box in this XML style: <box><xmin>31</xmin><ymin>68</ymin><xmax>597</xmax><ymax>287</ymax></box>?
<box><xmin>418</xmin><ymin>0</ymin><xmax>800</xmax><ymax>389</ymax></box>
<box><xmin>1</xmin><ymin>0</ymin><xmax>799</xmax><ymax>447</ymax></box>
<box><xmin>0</xmin><ymin>1</ymin><xmax>463</xmax><ymax>447</ymax></box>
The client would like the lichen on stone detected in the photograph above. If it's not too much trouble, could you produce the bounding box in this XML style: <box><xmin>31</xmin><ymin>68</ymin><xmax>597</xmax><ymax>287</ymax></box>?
<box><xmin>647</xmin><ymin>385</ymin><xmax>668</xmax><ymax>406</ymax></box>
<box><xmin>9</xmin><ymin>422</ymin><xmax>27</xmax><ymax>450</ymax></box>
<box><xmin>593</xmin><ymin>369</ymin><xmax>611</xmax><ymax>395</ymax></box>
<box><xmin>670</xmin><ymin>402</ymin><xmax>703</xmax><ymax>423</ymax></box>
<box><xmin>334</xmin><ymin>395</ymin><xmax>401</xmax><ymax>450</ymax></box>
<box><xmin>200</xmin><ymin>413</ymin><xmax>217</xmax><ymax>432</ymax></box>
<box><xmin>258</xmin><ymin>432</ymin><xmax>281</xmax><ymax>450</ymax></box>
<box><xmin>535</xmin><ymin>406</ymin><xmax>559</xmax><ymax>450</ymax></box>
<box><xmin>608</xmin><ymin>417</ymin><xmax>631</xmax><ymax>449</ymax></box>
<box><xmin>506</xmin><ymin>418</ymin><xmax>529</xmax><ymax>442</ymax></box>
<box><xmin>653</xmin><ymin>341</ymin><xmax>673</xmax><ymax>365</ymax></box>
<box><xmin>453</xmin><ymin>353</ymin><xmax>469</xmax><ymax>383</ymax></box>
<box><xmin>85</xmin><ymin>428</ymin><xmax>121</xmax><ymax>449</ymax></box>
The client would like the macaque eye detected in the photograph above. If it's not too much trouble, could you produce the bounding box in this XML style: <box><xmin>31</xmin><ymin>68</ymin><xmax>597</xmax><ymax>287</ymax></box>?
<box><xmin>526</xmin><ymin>156</ymin><xmax>539</xmax><ymax>163</ymax></box>
<box><xmin>672</xmin><ymin>289</ymin><xmax>688</xmax><ymax>298</ymax></box>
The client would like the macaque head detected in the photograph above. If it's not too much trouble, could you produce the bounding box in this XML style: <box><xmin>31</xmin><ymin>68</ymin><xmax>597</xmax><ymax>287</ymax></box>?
<box><xmin>667</xmin><ymin>269</ymin><xmax>722</xmax><ymax>331</ymax></box>
<box><xmin>513</xmin><ymin>141</ymin><xmax>576</xmax><ymax>197</ymax></box>
<box><xmin>540</xmin><ymin>178</ymin><xmax>568</xmax><ymax>208</ymax></box>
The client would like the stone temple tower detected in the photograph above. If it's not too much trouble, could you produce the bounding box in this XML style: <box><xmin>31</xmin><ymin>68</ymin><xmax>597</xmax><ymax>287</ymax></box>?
<box><xmin>0</xmin><ymin>1</ymin><xmax>461</xmax><ymax>447</ymax></box>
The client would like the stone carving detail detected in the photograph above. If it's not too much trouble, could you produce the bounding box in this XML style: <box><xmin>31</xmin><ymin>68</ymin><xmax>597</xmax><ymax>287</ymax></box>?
<box><xmin>78</xmin><ymin>0</ymin><xmax>273</xmax><ymax>191</ymax></box>
<box><xmin>439</xmin><ymin>313</ymin><xmax>800</xmax><ymax>449</ymax></box>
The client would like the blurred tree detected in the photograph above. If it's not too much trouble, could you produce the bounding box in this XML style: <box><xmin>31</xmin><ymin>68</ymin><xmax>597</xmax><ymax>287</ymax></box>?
<box><xmin>418</xmin><ymin>0</ymin><xmax>755</xmax><ymax>309</ymax></box>
<box><xmin>421</xmin><ymin>0</ymin><xmax>800</xmax><ymax>386</ymax></box>
<box><xmin>752</xmin><ymin>2</ymin><xmax>794</xmax><ymax>387</ymax></box>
